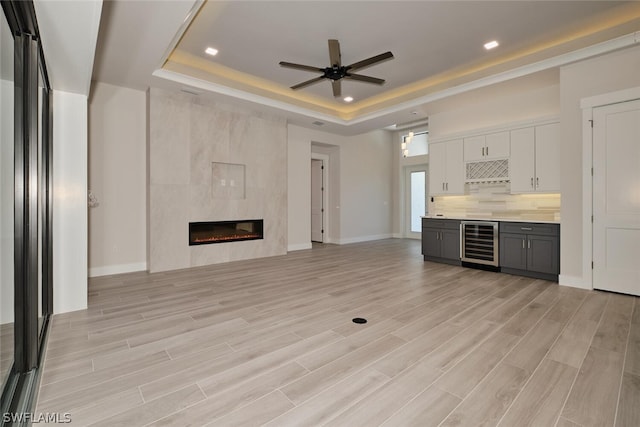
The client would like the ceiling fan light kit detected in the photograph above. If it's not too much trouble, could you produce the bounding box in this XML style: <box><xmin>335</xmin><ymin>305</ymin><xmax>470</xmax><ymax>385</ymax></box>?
<box><xmin>279</xmin><ymin>39</ymin><xmax>393</xmax><ymax>98</ymax></box>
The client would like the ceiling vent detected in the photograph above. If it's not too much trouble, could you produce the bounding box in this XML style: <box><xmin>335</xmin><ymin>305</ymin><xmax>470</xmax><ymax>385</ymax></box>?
<box><xmin>394</xmin><ymin>118</ymin><xmax>429</xmax><ymax>131</ymax></box>
<box><xmin>180</xmin><ymin>88</ymin><xmax>202</xmax><ymax>96</ymax></box>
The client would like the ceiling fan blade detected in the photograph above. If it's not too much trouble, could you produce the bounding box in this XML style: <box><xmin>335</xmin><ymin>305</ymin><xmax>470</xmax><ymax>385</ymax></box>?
<box><xmin>279</xmin><ymin>61</ymin><xmax>324</xmax><ymax>73</ymax></box>
<box><xmin>291</xmin><ymin>76</ymin><xmax>325</xmax><ymax>90</ymax></box>
<box><xmin>346</xmin><ymin>51</ymin><xmax>394</xmax><ymax>72</ymax></box>
<box><xmin>332</xmin><ymin>80</ymin><xmax>341</xmax><ymax>97</ymax></box>
<box><xmin>344</xmin><ymin>74</ymin><xmax>385</xmax><ymax>85</ymax></box>
<box><xmin>328</xmin><ymin>39</ymin><xmax>341</xmax><ymax>67</ymax></box>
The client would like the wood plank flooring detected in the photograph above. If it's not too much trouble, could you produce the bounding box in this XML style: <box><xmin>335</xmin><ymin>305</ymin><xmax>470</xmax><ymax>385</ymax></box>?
<box><xmin>1</xmin><ymin>322</ymin><xmax>14</xmax><ymax>382</ymax></box>
<box><xmin>35</xmin><ymin>239</ymin><xmax>638</xmax><ymax>426</ymax></box>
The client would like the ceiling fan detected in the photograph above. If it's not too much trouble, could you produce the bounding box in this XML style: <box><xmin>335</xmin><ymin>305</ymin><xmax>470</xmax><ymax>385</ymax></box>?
<box><xmin>279</xmin><ymin>39</ymin><xmax>394</xmax><ymax>98</ymax></box>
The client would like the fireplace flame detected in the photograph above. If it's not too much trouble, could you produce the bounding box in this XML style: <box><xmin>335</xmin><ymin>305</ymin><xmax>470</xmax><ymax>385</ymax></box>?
<box><xmin>189</xmin><ymin>220</ymin><xmax>264</xmax><ymax>246</ymax></box>
<box><xmin>193</xmin><ymin>233</ymin><xmax>261</xmax><ymax>243</ymax></box>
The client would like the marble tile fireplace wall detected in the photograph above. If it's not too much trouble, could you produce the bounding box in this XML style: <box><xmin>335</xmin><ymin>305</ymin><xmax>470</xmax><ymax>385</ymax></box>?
<box><xmin>148</xmin><ymin>88</ymin><xmax>287</xmax><ymax>273</ymax></box>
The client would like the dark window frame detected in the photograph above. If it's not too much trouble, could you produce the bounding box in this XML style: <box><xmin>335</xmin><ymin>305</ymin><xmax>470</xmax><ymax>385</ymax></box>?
<box><xmin>0</xmin><ymin>0</ymin><xmax>53</xmax><ymax>422</ymax></box>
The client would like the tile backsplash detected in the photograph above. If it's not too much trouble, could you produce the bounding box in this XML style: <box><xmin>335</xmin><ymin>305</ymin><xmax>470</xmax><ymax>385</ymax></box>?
<box><xmin>431</xmin><ymin>182</ymin><xmax>560</xmax><ymax>221</ymax></box>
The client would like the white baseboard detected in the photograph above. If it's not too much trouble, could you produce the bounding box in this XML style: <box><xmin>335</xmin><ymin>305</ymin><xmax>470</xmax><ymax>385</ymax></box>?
<box><xmin>559</xmin><ymin>274</ymin><xmax>591</xmax><ymax>290</ymax></box>
<box><xmin>335</xmin><ymin>234</ymin><xmax>393</xmax><ymax>245</ymax></box>
<box><xmin>89</xmin><ymin>262</ymin><xmax>147</xmax><ymax>278</ymax></box>
<box><xmin>53</xmin><ymin>306</ymin><xmax>88</xmax><ymax>316</ymax></box>
<box><xmin>392</xmin><ymin>233</ymin><xmax>404</xmax><ymax>238</ymax></box>
<box><xmin>288</xmin><ymin>243</ymin><xmax>313</xmax><ymax>251</ymax></box>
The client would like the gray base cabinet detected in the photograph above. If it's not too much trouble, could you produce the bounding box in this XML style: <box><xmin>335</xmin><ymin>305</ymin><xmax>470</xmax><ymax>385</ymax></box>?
<box><xmin>422</xmin><ymin>218</ymin><xmax>559</xmax><ymax>282</ymax></box>
<box><xmin>422</xmin><ymin>219</ymin><xmax>461</xmax><ymax>265</ymax></box>
<box><xmin>499</xmin><ymin>222</ymin><xmax>559</xmax><ymax>281</ymax></box>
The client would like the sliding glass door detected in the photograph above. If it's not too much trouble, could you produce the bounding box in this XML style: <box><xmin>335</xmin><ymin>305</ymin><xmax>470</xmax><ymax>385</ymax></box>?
<box><xmin>1</xmin><ymin>0</ymin><xmax>53</xmax><ymax>418</ymax></box>
<box><xmin>0</xmin><ymin>6</ymin><xmax>15</xmax><ymax>394</ymax></box>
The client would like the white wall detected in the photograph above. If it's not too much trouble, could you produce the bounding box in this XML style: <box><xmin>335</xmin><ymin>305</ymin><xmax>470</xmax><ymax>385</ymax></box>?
<box><xmin>338</xmin><ymin>130</ymin><xmax>394</xmax><ymax>243</ymax></box>
<box><xmin>287</xmin><ymin>125</ymin><xmax>312</xmax><ymax>250</ymax></box>
<box><xmin>88</xmin><ymin>82</ymin><xmax>147</xmax><ymax>276</ymax></box>
<box><xmin>427</xmin><ymin>75</ymin><xmax>560</xmax><ymax>138</ymax></box>
<box><xmin>559</xmin><ymin>44</ymin><xmax>640</xmax><ymax>287</ymax></box>
<box><xmin>287</xmin><ymin>124</ymin><xmax>394</xmax><ymax>248</ymax></box>
<box><xmin>53</xmin><ymin>91</ymin><xmax>88</xmax><ymax>314</ymax></box>
<box><xmin>35</xmin><ymin>0</ymin><xmax>101</xmax><ymax>314</ymax></box>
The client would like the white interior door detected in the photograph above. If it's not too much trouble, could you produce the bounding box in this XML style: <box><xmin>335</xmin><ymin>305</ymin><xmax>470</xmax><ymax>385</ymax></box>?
<box><xmin>593</xmin><ymin>99</ymin><xmax>640</xmax><ymax>296</ymax></box>
<box><xmin>405</xmin><ymin>165</ymin><xmax>427</xmax><ymax>239</ymax></box>
<box><xmin>311</xmin><ymin>159</ymin><xmax>324</xmax><ymax>242</ymax></box>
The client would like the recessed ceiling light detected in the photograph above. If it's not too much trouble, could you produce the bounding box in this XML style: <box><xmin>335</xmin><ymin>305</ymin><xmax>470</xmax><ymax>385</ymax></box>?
<box><xmin>484</xmin><ymin>40</ymin><xmax>499</xmax><ymax>50</ymax></box>
<box><xmin>205</xmin><ymin>47</ymin><xmax>219</xmax><ymax>56</ymax></box>
<box><xmin>344</xmin><ymin>96</ymin><xmax>354</xmax><ymax>103</ymax></box>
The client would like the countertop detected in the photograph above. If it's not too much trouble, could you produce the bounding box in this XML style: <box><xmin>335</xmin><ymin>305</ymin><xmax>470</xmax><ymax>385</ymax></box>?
<box><xmin>422</xmin><ymin>215</ymin><xmax>560</xmax><ymax>224</ymax></box>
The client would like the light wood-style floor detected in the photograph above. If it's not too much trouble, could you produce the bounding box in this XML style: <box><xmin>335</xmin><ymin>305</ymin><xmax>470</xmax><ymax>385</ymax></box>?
<box><xmin>36</xmin><ymin>239</ymin><xmax>639</xmax><ymax>426</ymax></box>
<box><xmin>1</xmin><ymin>322</ymin><xmax>14</xmax><ymax>382</ymax></box>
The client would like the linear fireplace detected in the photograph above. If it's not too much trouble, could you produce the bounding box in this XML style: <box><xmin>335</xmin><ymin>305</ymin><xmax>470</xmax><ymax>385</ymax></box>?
<box><xmin>189</xmin><ymin>219</ymin><xmax>264</xmax><ymax>245</ymax></box>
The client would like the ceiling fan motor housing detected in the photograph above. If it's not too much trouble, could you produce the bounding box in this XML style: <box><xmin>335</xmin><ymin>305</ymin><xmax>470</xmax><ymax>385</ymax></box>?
<box><xmin>325</xmin><ymin>66</ymin><xmax>348</xmax><ymax>81</ymax></box>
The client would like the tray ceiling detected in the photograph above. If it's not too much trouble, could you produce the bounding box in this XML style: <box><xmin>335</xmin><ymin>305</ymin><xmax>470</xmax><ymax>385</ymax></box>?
<box><xmin>93</xmin><ymin>0</ymin><xmax>640</xmax><ymax>134</ymax></box>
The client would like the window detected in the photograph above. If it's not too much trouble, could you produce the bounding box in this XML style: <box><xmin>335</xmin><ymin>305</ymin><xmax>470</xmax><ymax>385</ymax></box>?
<box><xmin>402</xmin><ymin>131</ymin><xmax>428</xmax><ymax>157</ymax></box>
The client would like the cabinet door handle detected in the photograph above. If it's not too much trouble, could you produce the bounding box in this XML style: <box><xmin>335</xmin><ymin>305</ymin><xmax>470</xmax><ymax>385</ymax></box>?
<box><xmin>442</xmin><ymin>182</ymin><xmax>445</xmax><ymax>191</ymax></box>
<box><xmin>528</xmin><ymin>240</ymin><xmax>531</xmax><ymax>249</ymax></box>
<box><xmin>531</xmin><ymin>177</ymin><xmax>534</xmax><ymax>188</ymax></box>
<box><xmin>521</xmin><ymin>227</ymin><xmax>532</xmax><ymax>231</ymax></box>
<box><xmin>486</xmin><ymin>146</ymin><xmax>489</xmax><ymax>156</ymax></box>
<box><xmin>536</xmin><ymin>177</ymin><xmax>539</xmax><ymax>188</ymax></box>
<box><xmin>522</xmin><ymin>239</ymin><xmax>525</xmax><ymax>249</ymax></box>
<box><xmin>482</xmin><ymin>147</ymin><xmax>485</xmax><ymax>156</ymax></box>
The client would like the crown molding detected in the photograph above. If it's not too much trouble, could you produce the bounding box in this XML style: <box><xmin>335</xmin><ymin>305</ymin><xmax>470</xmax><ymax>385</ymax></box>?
<box><xmin>154</xmin><ymin>32</ymin><xmax>639</xmax><ymax>130</ymax></box>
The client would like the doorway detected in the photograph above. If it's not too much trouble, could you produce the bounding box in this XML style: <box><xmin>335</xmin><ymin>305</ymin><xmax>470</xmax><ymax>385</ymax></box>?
<box><xmin>592</xmin><ymin>98</ymin><xmax>640</xmax><ymax>296</ymax></box>
<box><xmin>404</xmin><ymin>165</ymin><xmax>427</xmax><ymax>239</ymax></box>
<box><xmin>311</xmin><ymin>158</ymin><xmax>324</xmax><ymax>242</ymax></box>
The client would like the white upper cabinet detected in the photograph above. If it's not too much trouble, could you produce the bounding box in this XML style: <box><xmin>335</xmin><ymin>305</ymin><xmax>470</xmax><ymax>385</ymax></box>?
<box><xmin>485</xmin><ymin>132</ymin><xmax>511</xmax><ymax>160</ymax></box>
<box><xmin>429</xmin><ymin>139</ymin><xmax>464</xmax><ymax>196</ymax></box>
<box><xmin>534</xmin><ymin>123</ymin><xmax>560</xmax><ymax>192</ymax></box>
<box><xmin>431</xmin><ymin>118</ymin><xmax>560</xmax><ymax>196</ymax></box>
<box><xmin>446</xmin><ymin>139</ymin><xmax>465</xmax><ymax>194</ymax></box>
<box><xmin>463</xmin><ymin>131</ymin><xmax>510</xmax><ymax>162</ymax></box>
<box><xmin>509</xmin><ymin>122</ymin><xmax>560</xmax><ymax>194</ymax></box>
<box><xmin>510</xmin><ymin>127</ymin><xmax>536</xmax><ymax>193</ymax></box>
<box><xmin>429</xmin><ymin>142</ymin><xmax>447</xmax><ymax>196</ymax></box>
<box><xmin>463</xmin><ymin>135</ymin><xmax>485</xmax><ymax>161</ymax></box>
